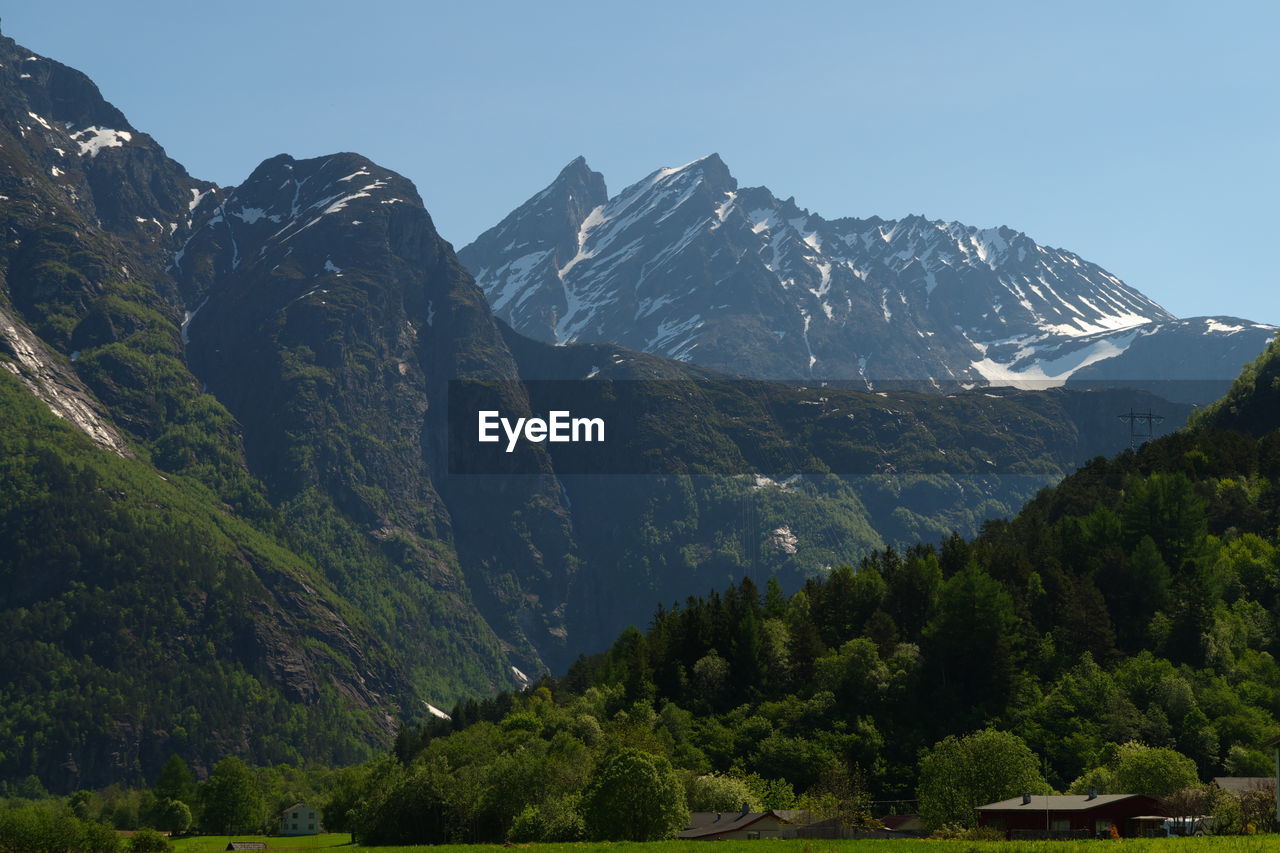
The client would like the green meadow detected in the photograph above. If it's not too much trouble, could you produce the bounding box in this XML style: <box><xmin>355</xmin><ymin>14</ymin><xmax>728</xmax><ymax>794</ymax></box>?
<box><xmin>173</xmin><ymin>836</ymin><xmax>1280</xmax><ymax>853</ymax></box>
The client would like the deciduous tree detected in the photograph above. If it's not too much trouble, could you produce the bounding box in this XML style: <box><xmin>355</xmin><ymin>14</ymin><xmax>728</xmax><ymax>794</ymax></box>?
<box><xmin>917</xmin><ymin>729</ymin><xmax>1050</xmax><ymax>829</ymax></box>
<box><xmin>197</xmin><ymin>757</ymin><xmax>265</xmax><ymax>835</ymax></box>
<box><xmin>581</xmin><ymin>747</ymin><xmax>687</xmax><ymax>841</ymax></box>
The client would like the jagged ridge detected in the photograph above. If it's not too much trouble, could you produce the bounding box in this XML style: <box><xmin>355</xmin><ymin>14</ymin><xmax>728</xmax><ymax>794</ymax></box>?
<box><xmin>462</xmin><ymin>155</ymin><xmax>1275</xmax><ymax>399</ymax></box>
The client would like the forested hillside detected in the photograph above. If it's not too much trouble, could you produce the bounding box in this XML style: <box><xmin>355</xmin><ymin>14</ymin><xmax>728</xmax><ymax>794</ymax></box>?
<box><xmin>1194</xmin><ymin>335</ymin><xmax>1280</xmax><ymax>437</ymax></box>
<box><xmin>365</xmin><ymin>334</ymin><xmax>1280</xmax><ymax>842</ymax></box>
<box><xmin>0</xmin><ymin>369</ymin><xmax>403</xmax><ymax>787</ymax></box>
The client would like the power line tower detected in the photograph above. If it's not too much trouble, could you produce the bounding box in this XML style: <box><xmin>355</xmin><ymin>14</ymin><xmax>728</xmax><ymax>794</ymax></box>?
<box><xmin>1119</xmin><ymin>408</ymin><xmax>1165</xmax><ymax>451</ymax></box>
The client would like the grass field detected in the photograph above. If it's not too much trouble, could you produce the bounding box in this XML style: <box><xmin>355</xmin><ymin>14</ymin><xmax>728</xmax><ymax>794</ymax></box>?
<box><xmin>172</xmin><ymin>836</ymin><xmax>1280</xmax><ymax>853</ymax></box>
<box><xmin>173</xmin><ymin>833</ymin><xmax>352</xmax><ymax>850</ymax></box>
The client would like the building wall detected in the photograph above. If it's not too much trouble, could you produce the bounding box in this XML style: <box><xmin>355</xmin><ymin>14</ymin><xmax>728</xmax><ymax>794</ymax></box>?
<box><xmin>979</xmin><ymin>798</ymin><xmax>1163</xmax><ymax>839</ymax></box>
<box><xmin>280</xmin><ymin>806</ymin><xmax>319</xmax><ymax>836</ymax></box>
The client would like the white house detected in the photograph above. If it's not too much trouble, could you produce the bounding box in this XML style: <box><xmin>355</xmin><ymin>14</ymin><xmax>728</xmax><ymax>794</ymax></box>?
<box><xmin>279</xmin><ymin>802</ymin><xmax>320</xmax><ymax>836</ymax></box>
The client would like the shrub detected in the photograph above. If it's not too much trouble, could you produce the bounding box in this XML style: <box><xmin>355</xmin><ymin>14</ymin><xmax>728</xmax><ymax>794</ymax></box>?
<box><xmin>1239</xmin><ymin>783</ymin><xmax>1276</xmax><ymax>834</ymax></box>
<box><xmin>0</xmin><ymin>803</ymin><xmax>121</xmax><ymax>853</ymax></box>
<box><xmin>685</xmin><ymin>773</ymin><xmax>760</xmax><ymax>812</ymax></box>
<box><xmin>931</xmin><ymin>823</ymin><xmax>1004</xmax><ymax>840</ymax></box>
<box><xmin>507</xmin><ymin>795</ymin><xmax>585</xmax><ymax>842</ymax></box>
<box><xmin>128</xmin><ymin>828</ymin><xmax>174</xmax><ymax>852</ymax></box>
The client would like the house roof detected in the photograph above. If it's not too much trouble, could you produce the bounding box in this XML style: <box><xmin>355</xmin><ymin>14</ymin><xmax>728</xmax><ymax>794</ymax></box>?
<box><xmin>680</xmin><ymin>810</ymin><xmax>793</xmax><ymax>838</ymax></box>
<box><xmin>978</xmin><ymin>794</ymin><xmax>1148</xmax><ymax>812</ymax></box>
<box><xmin>1213</xmin><ymin>777</ymin><xmax>1274</xmax><ymax>793</ymax></box>
<box><xmin>281</xmin><ymin>802</ymin><xmax>310</xmax><ymax>813</ymax></box>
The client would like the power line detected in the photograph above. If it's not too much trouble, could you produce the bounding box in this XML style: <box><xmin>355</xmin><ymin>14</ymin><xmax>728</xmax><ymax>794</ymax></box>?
<box><xmin>1118</xmin><ymin>408</ymin><xmax>1164</xmax><ymax>451</ymax></box>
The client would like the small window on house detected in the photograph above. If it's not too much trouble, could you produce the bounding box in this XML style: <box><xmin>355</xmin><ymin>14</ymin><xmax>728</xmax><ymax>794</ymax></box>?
<box><xmin>987</xmin><ymin>818</ymin><xmax>1005</xmax><ymax>831</ymax></box>
<box><xmin>309</xmin><ymin>823</ymin><xmax>315</xmax><ymax>830</ymax></box>
<box><xmin>1096</xmin><ymin>820</ymin><xmax>1113</xmax><ymax>836</ymax></box>
<box><xmin>292</xmin><ymin>812</ymin><xmax>298</xmax><ymax>818</ymax></box>
<box><xmin>746</xmin><ymin>831</ymin><xmax>760</xmax><ymax>840</ymax></box>
<box><xmin>1051</xmin><ymin>819</ymin><xmax>1071</xmax><ymax>832</ymax></box>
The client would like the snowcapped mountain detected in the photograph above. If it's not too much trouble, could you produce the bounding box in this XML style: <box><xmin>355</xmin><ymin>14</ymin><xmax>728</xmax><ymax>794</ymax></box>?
<box><xmin>461</xmin><ymin>155</ymin><xmax>1275</xmax><ymax>398</ymax></box>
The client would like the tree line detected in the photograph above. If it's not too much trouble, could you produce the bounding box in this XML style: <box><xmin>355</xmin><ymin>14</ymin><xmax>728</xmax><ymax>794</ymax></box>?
<box><xmin>363</xmin><ymin>404</ymin><xmax>1280</xmax><ymax>842</ymax></box>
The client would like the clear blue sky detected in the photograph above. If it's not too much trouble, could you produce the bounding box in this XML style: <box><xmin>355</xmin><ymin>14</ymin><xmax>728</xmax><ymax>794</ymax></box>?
<box><xmin>5</xmin><ymin>1</ymin><xmax>1277</xmax><ymax>323</ymax></box>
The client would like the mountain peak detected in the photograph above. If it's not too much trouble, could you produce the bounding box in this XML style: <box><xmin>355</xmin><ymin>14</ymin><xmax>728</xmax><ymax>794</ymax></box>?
<box><xmin>463</xmin><ymin>155</ymin><xmax>1272</xmax><ymax>390</ymax></box>
<box><xmin>654</xmin><ymin>152</ymin><xmax>734</xmax><ymax>188</ymax></box>
<box><xmin>558</xmin><ymin>154</ymin><xmax>592</xmax><ymax>176</ymax></box>
<box><xmin>1</xmin><ymin>38</ymin><xmax>133</xmax><ymax>134</ymax></box>
<box><xmin>548</xmin><ymin>154</ymin><xmax>607</xmax><ymax>199</ymax></box>
<box><xmin>693</xmin><ymin>151</ymin><xmax>727</xmax><ymax>169</ymax></box>
<box><xmin>235</xmin><ymin>150</ymin><xmax>423</xmax><ymax>207</ymax></box>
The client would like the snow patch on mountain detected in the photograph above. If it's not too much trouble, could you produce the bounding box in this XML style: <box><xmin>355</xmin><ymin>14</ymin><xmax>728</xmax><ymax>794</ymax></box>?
<box><xmin>69</xmin><ymin>126</ymin><xmax>133</xmax><ymax>157</ymax></box>
<box><xmin>971</xmin><ymin>330</ymin><xmax>1142</xmax><ymax>387</ymax></box>
<box><xmin>1206</xmin><ymin>319</ymin><xmax>1245</xmax><ymax>334</ymax></box>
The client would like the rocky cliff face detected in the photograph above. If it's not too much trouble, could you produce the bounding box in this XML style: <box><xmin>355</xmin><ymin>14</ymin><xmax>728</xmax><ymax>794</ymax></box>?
<box><xmin>0</xmin><ymin>42</ymin><xmax>211</xmax><ymax>299</ymax></box>
<box><xmin>176</xmin><ymin>151</ymin><xmax>580</xmax><ymax>673</ymax></box>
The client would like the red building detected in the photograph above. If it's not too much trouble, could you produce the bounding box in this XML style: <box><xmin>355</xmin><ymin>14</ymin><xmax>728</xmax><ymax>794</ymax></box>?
<box><xmin>977</xmin><ymin>793</ymin><xmax>1165</xmax><ymax>839</ymax></box>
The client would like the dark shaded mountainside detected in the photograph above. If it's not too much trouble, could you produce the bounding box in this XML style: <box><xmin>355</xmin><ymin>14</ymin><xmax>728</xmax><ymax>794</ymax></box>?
<box><xmin>462</xmin><ymin>155</ymin><xmax>1275</xmax><ymax>401</ymax></box>
<box><xmin>0</xmin><ymin>30</ymin><xmax>1261</xmax><ymax>791</ymax></box>
<box><xmin>0</xmin><ymin>39</ymin><xmax>498</xmax><ymax>784</ymax></box>
<box><xmin>383</xmin><ymin>336</ymin><xmax>1280</xmax><ymax>844</ymax></box>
